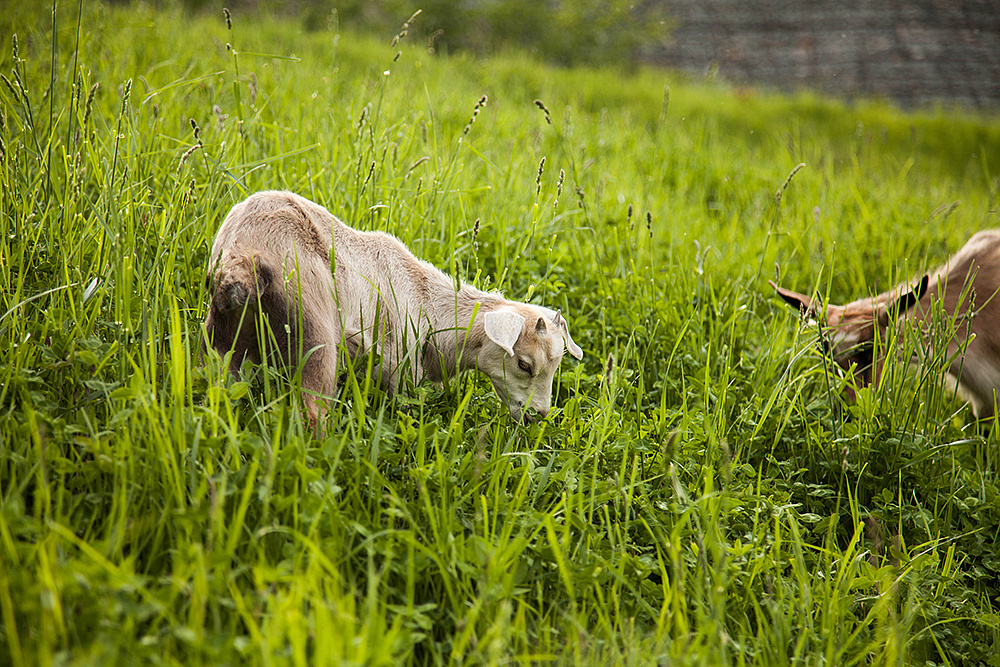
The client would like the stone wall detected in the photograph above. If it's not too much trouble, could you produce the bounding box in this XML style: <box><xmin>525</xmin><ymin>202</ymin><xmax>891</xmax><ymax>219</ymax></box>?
<box><xmin>650</xmin><ymin>0</ymin><xmax>1000</xmax><ymax>108</ymax></box>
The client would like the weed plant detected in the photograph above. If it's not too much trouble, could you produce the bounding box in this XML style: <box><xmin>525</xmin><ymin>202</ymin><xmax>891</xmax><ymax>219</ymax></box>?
<box><xmin>2</xmin><ymin>2</ymin><xmax>1000</xmax><ymax>665</ymax></box>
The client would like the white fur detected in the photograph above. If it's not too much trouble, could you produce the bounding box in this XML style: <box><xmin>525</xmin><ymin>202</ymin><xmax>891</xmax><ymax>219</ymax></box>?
<box><xmin>204</xmin><ymin>191</ymin><xmax>584</xmax><ymax>426</ymax></box>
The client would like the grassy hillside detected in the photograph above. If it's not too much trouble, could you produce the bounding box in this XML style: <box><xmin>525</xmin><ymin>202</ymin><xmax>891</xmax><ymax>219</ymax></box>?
<box><xmin>2</xmin><ymin>2</ymin><xmax>1000</xmax><ymax>665</ymax></box>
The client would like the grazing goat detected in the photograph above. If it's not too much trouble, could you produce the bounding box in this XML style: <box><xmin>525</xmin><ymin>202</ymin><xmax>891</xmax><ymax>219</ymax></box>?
<box><xmin>770</xmin><ymin>231</ymin><xmax>1000</xmax><ymax>418</ymax></box>
<box><xmin>204</xmin><ymin>190</ymin><xmax>583</xmax><ymax>425</ymax></box>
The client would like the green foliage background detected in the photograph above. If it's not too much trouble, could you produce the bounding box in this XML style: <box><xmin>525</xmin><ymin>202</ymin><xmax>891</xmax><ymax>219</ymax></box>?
<box><xmin>2</xmin><ymin>2</ymin><xmax>1000</xmax><ymax>665</ymax></box>
<box><xmin>179</xmin><ymin>0</ymin><xmax>670</xmax><ymax>65</ymax></box>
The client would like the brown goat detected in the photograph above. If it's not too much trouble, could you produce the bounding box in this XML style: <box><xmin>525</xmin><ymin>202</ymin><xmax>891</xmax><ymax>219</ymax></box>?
<box><xmin>770</xmin><ymin>231</ymin><xmax>1000</xmax><ymax>418</ymax></box>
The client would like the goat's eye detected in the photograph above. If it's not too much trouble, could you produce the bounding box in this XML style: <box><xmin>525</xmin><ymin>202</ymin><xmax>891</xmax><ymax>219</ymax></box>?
<box><xmin>517</xmin><ymin>359</ymin><xmax>532</xmax><ymax>375</ymax></box>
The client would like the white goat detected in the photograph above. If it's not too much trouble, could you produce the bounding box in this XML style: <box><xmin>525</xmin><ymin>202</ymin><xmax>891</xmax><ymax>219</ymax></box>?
<box><xmin>770</xmin><ymin>230</ymin><xmax>1000</xmax><ymax>418</ymax></box>
<box><xmin>204</xmin><ymin>190</ymin><xmax>583</xmax><ymax>425</ymax></box>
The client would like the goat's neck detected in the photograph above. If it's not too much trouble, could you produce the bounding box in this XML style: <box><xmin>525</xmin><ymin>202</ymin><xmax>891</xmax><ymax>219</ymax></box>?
<box><xmin>423</xmin><ymin>284</ymin><xmax>502</xmax><ymax>381</ymax></box>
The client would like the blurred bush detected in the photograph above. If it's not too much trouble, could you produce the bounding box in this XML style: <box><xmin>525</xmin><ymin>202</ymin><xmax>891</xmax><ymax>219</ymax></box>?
<box><xmin>185</xmin><ymin>0</ymin><xmax>671</xmax><ymax>66</ymax></box>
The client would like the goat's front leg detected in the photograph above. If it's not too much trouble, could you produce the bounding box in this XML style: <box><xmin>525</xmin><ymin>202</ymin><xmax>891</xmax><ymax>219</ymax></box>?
<box><xmin>299</xmin><ymin>334</ymin><xmax>340</xmax><ymax>435</ymax></box>
<box><xmin>379</xmin><ymin>335</ymin><xmax>425</xmax><ymax>397</ymax></box>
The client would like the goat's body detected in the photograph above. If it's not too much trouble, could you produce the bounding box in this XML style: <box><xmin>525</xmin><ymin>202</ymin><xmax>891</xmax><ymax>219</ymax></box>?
<box><xmin>773</xmin><ymin>230</ymin><xmax>1000</xmax><ymax>418</ymax></box>
<box><xmin>205</xmin><ymin>191</ymin><xmax>582</xmax><ymax>423</ymax></box>
<box><xmin>907</xmin><ymin>231</ymin><xmax>1000</xmax><ymax>415</ymax></box>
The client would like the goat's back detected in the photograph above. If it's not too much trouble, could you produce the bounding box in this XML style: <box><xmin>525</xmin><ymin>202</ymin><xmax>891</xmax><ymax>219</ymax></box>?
<box><xmin>918</xmin><ymin>230</ymin><xmax>1000</xmax><ymax>318</ymax></box>
<box><xmin>210</xmin><ymin>190</ymin><xmax>335</xmax><ymax>268</ymax></box>
<box><xmin>914</xmin><ymin>230</ymin><xmax>1000</xmax><ymax>415</ymax></box>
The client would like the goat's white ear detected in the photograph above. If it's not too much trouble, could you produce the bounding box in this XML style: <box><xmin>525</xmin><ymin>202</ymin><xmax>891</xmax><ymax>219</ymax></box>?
<box><xmin>484</xmin><ymin>310</ymin><xmax>525</xmax><ymax>357</ymax></box>
<box><xmin>552</xmin><ymin>310</ymin><xmax>583</xmax><ymax>360</ymax></box>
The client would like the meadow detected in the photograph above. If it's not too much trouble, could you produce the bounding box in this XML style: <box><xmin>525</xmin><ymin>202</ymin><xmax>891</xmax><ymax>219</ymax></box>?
<box><xmin>2</xmin><ymin>2</ymin><xmax>1000</xmax><ymax>664</ymax></box>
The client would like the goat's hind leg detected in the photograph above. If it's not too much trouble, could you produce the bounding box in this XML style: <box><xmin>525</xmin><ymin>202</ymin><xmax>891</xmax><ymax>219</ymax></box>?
<box><xmin>298</xmin><ymin>343</ymin><xmax>337</xmax><ymax>434</ymax></box>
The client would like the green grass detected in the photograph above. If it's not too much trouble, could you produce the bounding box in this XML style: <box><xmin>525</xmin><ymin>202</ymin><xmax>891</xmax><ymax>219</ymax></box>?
<box><xmin>3</xmin><ymin>2</ymin><xmax>1000</xmax><ymax>665</ymax></box>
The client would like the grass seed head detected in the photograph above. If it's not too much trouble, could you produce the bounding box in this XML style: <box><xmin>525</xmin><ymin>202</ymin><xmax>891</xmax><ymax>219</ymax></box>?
<box><xmin>71</xmin><ymin>151</ymin><xmax>82</xmax><ymax>195</ymax></box>
<box><xmin>426</xmin><ymin>29</ymin><xmax>443</xmax><ymax>54</ymax></box>
<box><xmin>248</xmin><ymin>72</ymin><xmax>258</xmax><ymax>105</ymax></box>
<box><xmin>533</xmin><ymin>99</ymin><xmax>552</xmax><ymax>125</ymax></box>
<box><xmin>183</xmin><ymin>178</ymin><xmax>197</xmax><ymax>209</ymax></box>
<box><xmin>405</xmin><ymin>156</ymin><xmax>429</xmax><ymax>179</ymax></box>
<box><xmin>72</xmin><ymin>72</ymin><xmax>82</xmax><ymax>107</ymax></box>
<box><xmin>213</xmin><ymin>105</ymin><xmax>228</xmax><ymax>130</ymax></box>
<box><xmin>120</xmin><ymin>79</ymin><xmax>131</xmax><ymax>111</ymax></box>
<box><xmin>776</xmin><ymin>162</ymin><xmax>806</xmax><ymax>204</ymax></box>
<box><xmin>1</xmin><ymin>75</ymin><xmax>19</xmax><ymax>105</ymax></box>
<box><xmin>357</xmin><ymin>105</ymin><xmax>369</xmax><ymax>134</ymax></box>
<box><xmin>179</xmin><ymin>120</ymin><xmax>204</xmax><ymax>172</ymax></box>
<box><xmin>10</xmin><ymin>71</ymin><xmax>27</xmax><ymax>101</ymax></box>
<box><xmin>706</xmin><ymin>60</ymin><xmax>719</xmax><ymax>82</ymax></box>
<box><xmin>223</xmin><ymin>8</ymin><xmax>232</xmax><ymax>30</ymax></box>
<box><xmin>535</xmin><ymin>157</ymin><xmax>545</xmax><ymax>194</ymax></box>
<box><xmin>463</xmin><ymin>95</ymin><xmax>488</xmax><ymax>135</ymax></box>
<box><xmin>178</xmin><ymin>144</ymin><xmax>201</xmax><ymax>172</ymax></box>
<box><xmin>82</xmin><ymin>83</ymin><xmax>99</xmax><ymax>128</ymax></box>
<box><xmin>392</xmin><ymin>10</ymin><xmax>422</xmax><ymax>47</ymax></box>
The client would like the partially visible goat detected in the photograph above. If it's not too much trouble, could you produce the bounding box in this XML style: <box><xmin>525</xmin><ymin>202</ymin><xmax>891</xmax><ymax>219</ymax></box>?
<box><xmin>770</xmin><ymin>231</ymin><xmax>1000</xmax><ymax>418</ymax></box>
<box><xmin>204</xmin><ymin>191</ymin><xmax>583</xmax><ymax>425</ymax></box>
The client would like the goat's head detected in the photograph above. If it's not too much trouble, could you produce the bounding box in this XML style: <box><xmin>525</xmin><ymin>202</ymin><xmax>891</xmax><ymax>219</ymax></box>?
<box><xmin>769</xmin><ymin>275</ymin><xmax>929</xmax><ymax>387</ymax></box>
<box><xmin>479</xmin><ymin>305</ymin><xmax>584</xmax><ymax>423</ymax></box>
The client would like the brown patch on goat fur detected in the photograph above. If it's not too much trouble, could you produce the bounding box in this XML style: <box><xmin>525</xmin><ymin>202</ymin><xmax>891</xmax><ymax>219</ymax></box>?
<box><xmin>507</xmin><ymin>304</ymin><xmax>562</xmax><ymax>362</ymax></box>
<box><xmin>206</xmin><ymin>251</ymin><xmax>327</xmax><ymax>382</ymax></box>
<box><xmin>508</xmin><ymin>305</ymin><xmax>541</xmax><ymax>346</ymax></box>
